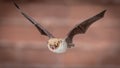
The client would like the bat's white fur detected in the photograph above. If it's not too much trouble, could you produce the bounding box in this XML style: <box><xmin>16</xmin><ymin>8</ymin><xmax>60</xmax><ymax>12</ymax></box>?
<box><xmin>47</xmin><ymin>38</ymin><xmax>67</xmax><ymax>53</ymax></box>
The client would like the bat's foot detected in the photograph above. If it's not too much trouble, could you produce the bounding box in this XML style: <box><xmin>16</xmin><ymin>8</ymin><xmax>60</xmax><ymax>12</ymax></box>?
<box><xmin>67</xmin><ymin>43</ymin><xmax>75</xmax><ymax>48</ymax></box>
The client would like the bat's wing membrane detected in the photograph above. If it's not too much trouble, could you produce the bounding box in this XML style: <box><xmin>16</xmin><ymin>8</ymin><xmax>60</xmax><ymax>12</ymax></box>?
<box><xmin>65</xmin><ymin>10</ymin><xmax>106</xmax><ymax>44</ymax></box>
<box><xmin>12</xmin><ymin>0</ymin><xmax>54</xmax><ymax>38</ymax></box>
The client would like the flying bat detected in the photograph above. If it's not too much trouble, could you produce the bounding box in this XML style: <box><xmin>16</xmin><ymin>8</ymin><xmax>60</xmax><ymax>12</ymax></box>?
<box><xmin>12</xmin><ymin>0</ymin><xmax>106</xmax><ymax>53</ymax></box>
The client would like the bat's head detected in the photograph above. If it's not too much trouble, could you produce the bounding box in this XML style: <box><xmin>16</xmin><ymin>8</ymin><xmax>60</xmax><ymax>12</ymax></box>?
<box><xmin>48</xmin><ymin>38</ymin><xmax>62</xmax><ymax>50</ymax></box>
<box><xmin>47</xmin><ymin>38</ymin><xmax>67</xmax><ymax>53</ymax></box>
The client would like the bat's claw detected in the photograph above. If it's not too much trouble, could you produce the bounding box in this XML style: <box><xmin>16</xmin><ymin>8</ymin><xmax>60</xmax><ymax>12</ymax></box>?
<box><xmin>67</xmin><ymin>43</ymin><xmax>75</xmax><ymax>48</ymax></box>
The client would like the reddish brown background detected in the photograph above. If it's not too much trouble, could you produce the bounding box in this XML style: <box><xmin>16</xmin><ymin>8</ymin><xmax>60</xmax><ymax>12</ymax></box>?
<box><xmin>0</xmin><ymin>0</ymin><xmax>120</xmax><ymax>68</ymax></box>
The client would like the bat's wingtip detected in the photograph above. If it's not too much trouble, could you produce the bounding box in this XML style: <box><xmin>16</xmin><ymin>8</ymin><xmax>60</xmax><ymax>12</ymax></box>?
<box><xmin>98</xmin><ymin>9</ymin><xmax>107</xmax><ymax>17</ymax></box>
<box><xmin>100</xmin><ymin>9</ymin><xmax>107</xmax><ymax>17</ymax></box>
<box><xmin>12</xmin><ymin>0</ymin><xmax>20</xmax><ymax>9</ymax></box>
<box><xmin>102</xmin><ymin>9</ymin><xmax>107</xmax><ymax>14</ymax></box>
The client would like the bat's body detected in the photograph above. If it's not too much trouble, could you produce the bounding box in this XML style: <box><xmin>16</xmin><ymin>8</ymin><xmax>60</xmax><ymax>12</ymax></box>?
<box><xmin>12</xmin><ymin>0</ymin><xmax>106</xmax><ymax>53</ymax></box>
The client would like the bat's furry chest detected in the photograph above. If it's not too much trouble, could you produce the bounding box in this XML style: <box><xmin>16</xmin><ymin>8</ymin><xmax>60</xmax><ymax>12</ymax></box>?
<box><xmin>47</xmin><ymin>38</ymin><xmax>67</xmax><ymax>53</ymax></box>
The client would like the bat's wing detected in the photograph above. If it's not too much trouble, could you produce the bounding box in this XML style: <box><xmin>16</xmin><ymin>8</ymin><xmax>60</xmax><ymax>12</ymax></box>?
<box><xmin>65</xmin><ymin>10</ymin><xmax>106</xmax><ymax>45</ymax></box>
<box><xmin>12</xmin><ymin>0</ymin><xmax>54</xmax><ymax>38</ymax></box>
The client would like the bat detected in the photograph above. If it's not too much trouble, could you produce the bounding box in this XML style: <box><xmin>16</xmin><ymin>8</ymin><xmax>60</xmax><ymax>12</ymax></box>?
<box><xmin>12</xmin><ymin>0</ymin><xmax>106</xmax><ymax>53</ymax></box>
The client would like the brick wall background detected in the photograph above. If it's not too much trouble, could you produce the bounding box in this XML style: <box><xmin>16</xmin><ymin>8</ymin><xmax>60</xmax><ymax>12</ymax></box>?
<box><xmin>0</xmin><ymin>0</ymin><xmax>120</xmax><ymax>68</ymax></box>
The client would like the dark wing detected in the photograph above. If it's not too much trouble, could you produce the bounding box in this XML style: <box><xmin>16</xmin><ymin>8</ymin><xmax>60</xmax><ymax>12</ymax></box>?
<box><xmin>65</xmin><ymin>10</ymin><xmax>106</xmax><ymax>44</ymax></box>
<box><xmin>12</xmin><ymin>0</ymin><xmax>54</xmax><ymax>38</ymax></box>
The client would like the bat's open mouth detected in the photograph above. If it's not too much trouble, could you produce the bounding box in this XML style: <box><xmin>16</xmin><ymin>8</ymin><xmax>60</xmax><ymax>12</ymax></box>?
<box><xmin>49</xmin><ymin>44</ymin><xmax>59</xmax><ymax>50</ymax></box>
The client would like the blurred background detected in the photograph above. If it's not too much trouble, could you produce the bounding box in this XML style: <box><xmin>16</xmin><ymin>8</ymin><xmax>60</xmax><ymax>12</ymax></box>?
<box><xmin>0</xmin><ymin>0</ymin><xmax>120</xmax><ymax>68</ymax></box>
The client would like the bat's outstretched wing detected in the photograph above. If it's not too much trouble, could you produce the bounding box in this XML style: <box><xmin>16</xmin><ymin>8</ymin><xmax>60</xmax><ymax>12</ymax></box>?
<box><xmin>65</xmin><ymin>10</ymin><xmax>106</xmax><ymax>45</ymax></box>
<box><xmin>12</xmin><ymin>0</ymin><xmax>54</xmax><ymax>38</ymax></box>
